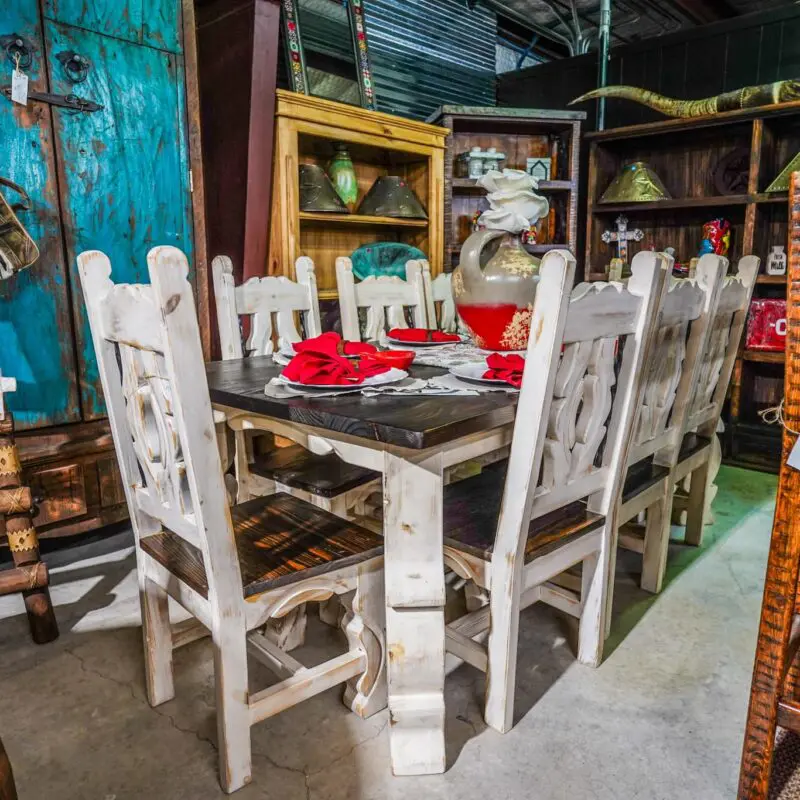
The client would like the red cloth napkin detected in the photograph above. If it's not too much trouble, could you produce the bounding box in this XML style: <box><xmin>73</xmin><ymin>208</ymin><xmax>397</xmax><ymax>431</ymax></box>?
<box><xmin>283</xmin><ymin>332</ymin><xmax>388</xmax><ymax>385</ymax></box>
<box><xmin>293</xmin><ymin>332</ymin><xmax>376</xmax><ymax>357</ymax></box>
<box><xmin>483</xmin><ymin>353</ymin><xmax>525</xmax><ymax>388</ymax></box>
<box><xmin>387</xmin><ymin>328</ymin><xmax>460</xmax><ymax>343</ymax></box>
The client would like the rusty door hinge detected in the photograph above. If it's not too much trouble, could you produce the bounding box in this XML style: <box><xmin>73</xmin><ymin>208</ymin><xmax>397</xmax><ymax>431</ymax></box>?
<box><xmin>1</xmin><ymin>86</ymin><xmax>103</xmax><ymax>112</ymax></box>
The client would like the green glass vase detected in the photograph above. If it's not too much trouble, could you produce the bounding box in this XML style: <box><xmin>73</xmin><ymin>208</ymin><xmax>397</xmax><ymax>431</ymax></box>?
<box><xmin>328</xmin><ymin>143</ymin><xmax>358</xmax><ymax>210</ymax></box>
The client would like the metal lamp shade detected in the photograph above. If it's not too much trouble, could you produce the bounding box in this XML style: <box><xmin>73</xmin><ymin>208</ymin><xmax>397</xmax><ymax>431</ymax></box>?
<box><xmin>299</xmin><ymin>164</ymin><xmax>349</xmax><ymax>213</ymax></box>
<box><xmin>357</xmin><ymin>176</ymin><xmax>428</xmax><ymax>219</ymax></box>
<box><xmin>599</xmin><ymin>161</ymin><xmax>672</xmax><ymax>204</ymax></box>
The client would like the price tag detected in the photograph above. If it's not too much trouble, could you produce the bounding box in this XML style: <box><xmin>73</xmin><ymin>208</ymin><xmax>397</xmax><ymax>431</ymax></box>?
<box><xmin>11</xmin><ymin>68</ymin><xmax>28</xmax><ymax>106</ymax></box>
<box><xmin>788</xmin><ymin>437</ymin><xmax>800</xmax><ymax>472</ymax></box>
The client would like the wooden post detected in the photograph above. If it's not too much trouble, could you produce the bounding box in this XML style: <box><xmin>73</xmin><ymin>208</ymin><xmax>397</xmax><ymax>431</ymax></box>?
<box><xmin>0</xmin><ymin>735</ymin><xmax>17</xmax><ymax>800</ymax></box>
<box><xmin>737</xmin><ymin>172</ymin><xmax>800</xmax><ymax>797</ymax></box>
<box><xmin>0</xmin><ymin>412</ymin><xmax>58</xmax><ymax>644</ymax></box>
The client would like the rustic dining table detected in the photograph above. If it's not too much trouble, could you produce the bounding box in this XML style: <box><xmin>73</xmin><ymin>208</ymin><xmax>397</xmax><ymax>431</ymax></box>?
<box><xmin>205</xmin><ymin>355</ymin><xmax>519</xmax><ymax>776</ymax></box>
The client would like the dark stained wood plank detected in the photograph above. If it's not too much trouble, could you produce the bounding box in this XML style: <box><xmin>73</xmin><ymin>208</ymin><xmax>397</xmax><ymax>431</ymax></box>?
<box><xmin>140</xmin><ymin>492</ymin><xmax>383</xmax><ymax>599</ymax></box>
<box><xmin>737</xmin><ymin>170</ymin><xmax>800</xmax><ymax>799</ymax></box>
<box><xmin>0</xmin><ymin>735</ymin><xmax>17</xmax><ymax>800</ymax></box>
<box><xmin>441</xmin><ymin>461</ymin><xmax>604</xmax><ymax>563</ymax></box>
<box><xmin>205</xmin><ymin>357</ymin><xmax>518</xmax><ymax>450</ymax></box>
<box><xmin>251</xmin><ymin>444</ymin><xmax>378</xmax><ymax>498</ymax></box>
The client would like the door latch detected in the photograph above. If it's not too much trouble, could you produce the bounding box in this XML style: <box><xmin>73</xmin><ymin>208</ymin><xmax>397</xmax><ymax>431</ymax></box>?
<box><xmin>1</xmin><ymin>86</ymin><xmax>103</xmax><ymax>112</ymax></box>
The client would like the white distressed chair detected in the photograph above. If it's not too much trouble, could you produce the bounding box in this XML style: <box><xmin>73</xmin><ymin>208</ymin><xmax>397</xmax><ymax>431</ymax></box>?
<box><xmin>612</xmin><ymin>255</ymin><xmax>759</xmax><ymax>600</ymax></box>
<box><xmin>78</xmin><ymin>246</ymin><xmax>386</xmax><ymax>794</ymax></box>
<box><xmin>673</xmin><ymin>255</ymin><xmax>760</xmax><ymax>544</ymax></box>
<box><xmin>212</xmin><ymin>254</ymin><xmax>380</xmax><ymax>515</ymax></box>
<box><xmin>440</xmin><ymin>248</ymin><xmax>668</xmax><ymax>734</ymax></box>
<box><xmin>609</xmin><ymin>253</ymin><xmax>727</xmax><ymax>598</ymax></box>
<box><xmin>425</xmin><ymin>267</ymin><xmax>459</xmax><ymax>333</ymax></box>
<box><xmin>335</xmin><ymin>256</ymin><xmax>431</xmax><ymax>341</ymax></box>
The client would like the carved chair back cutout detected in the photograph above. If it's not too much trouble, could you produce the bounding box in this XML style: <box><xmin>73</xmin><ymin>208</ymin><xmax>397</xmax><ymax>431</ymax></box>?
<box><xmin>491</xmin><ymin>249</ymin><xmax>668</xmax><ymax>565</ymax></box>
<box><xmin>79</xmin><ymin>246</ymin><xmax>242</xmax><ymax>603</ymax></box>
<box><xmin>424</xmin><ymin>265</ymin><xmax>459</xmax><ymax>334</ymax></box>
<box><xmin>686</xmin><ymin>255</ymin><xmax>760</xmax><ymax>434</ymax></box>
<box><xmin>628</xmin><ymin>253</ymin><xmax>728</xmax><ymax>466</ymax></box>
<box><xmin>213</xmin><ymin>255</ymin><xmax>322</xmax><ymax>359</ymax></box>
<box><xmin>335</xmin><ymin>256</ymin><xmax>431</xmax><ymax>342</ymax></box>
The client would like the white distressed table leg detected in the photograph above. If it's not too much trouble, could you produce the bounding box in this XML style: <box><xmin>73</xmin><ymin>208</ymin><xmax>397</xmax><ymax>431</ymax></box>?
<box><xmin>383</xmin><ymin>451</ymin><xmax>446</xmax><ymax>776</ymax></box>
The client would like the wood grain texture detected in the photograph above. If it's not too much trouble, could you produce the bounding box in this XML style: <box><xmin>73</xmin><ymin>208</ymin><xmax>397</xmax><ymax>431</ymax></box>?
<box><xmin>140</xmin><ymin>492</ymin><xmax>383</xmax><ymax>599</ymax></box>
<box><xmin>442</xmin><ymin>461</ymin><xmax>604</xmax><ymax>563</ymax></box>
<box><xmin>250</xmin><ymin>445</ymin><xmax>378</xmax><ymax>499</ymax></box>
<box><xmin>0</xmin><ymin>735</ymin><xmax>17</xmax><ymax>800</ymax></box>
<box><xmin>737</xmin><ymin>171</ymin><xmax>800</xmax><ymax>799</ymax></box>
<box><xmin>206</xmin><ymin>358</ymin><xmax>517</xmax><ymax>450</ymax></box>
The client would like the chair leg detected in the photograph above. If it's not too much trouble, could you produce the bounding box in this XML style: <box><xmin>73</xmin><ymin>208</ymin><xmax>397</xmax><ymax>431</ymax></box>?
<box><xmin>464</xmin><ymin>581</ymin><xmax>486</xmax><ymax>612</ymax></box>
<box><xmin>344</xmin><ymin>560</ymin><xmax>387</xmax><ymax>718</ymax></box>
<box><xmin>577</xmin><ymin>541</ymin><xmax>608</xmax><ymax>668</ymax></box>
<box><xmin>640</xmin><ymin>482</ymin><xmax>672</xmax><ymax>594</ymax></box>
<box><xmin>484</xmin><ymin>563</ymin><xmax>522</xmax><ymax>734</ymax></box>
<box><xmin>319</xmin><ymin>596</ymin><xmax>343</xmax><ymax>627</ymax></box>
<box><xmin>263</xmin><ymin>606</ymin><xmax>307</xmax><ymax>651</ymax></box>
<box><xmin>685</xmin><ymin>459</ymin><xmax>710</xmax><ymax>547</ymax></box>
<box><xmin>212</xmin><ymin>626</ymin><xmax>252</xmax><ymax>794</ymax></box>
<box><xmin>140</xmin><ymin>577</ymin><xmax>175</xmax><ymax>707</ymax></box>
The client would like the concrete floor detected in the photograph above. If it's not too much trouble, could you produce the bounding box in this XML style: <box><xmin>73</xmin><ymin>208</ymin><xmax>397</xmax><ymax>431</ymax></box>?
<box><xmin>0</xmin><ymin>466</ymin><xmax>778</xmax><ymax>800</ymax></box>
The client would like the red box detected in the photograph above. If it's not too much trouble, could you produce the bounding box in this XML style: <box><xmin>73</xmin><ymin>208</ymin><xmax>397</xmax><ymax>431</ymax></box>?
<box><xmin>745</xmin><ymin>299</ymin><xmax>787</xmax><ymax>351</ymax></box>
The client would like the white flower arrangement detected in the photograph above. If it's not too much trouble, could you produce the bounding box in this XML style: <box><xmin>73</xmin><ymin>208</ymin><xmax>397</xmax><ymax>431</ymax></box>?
<box><xmin>476</xmin><ymin>169</ymin><xmax>550</xmax><ymax>234</ymax></box>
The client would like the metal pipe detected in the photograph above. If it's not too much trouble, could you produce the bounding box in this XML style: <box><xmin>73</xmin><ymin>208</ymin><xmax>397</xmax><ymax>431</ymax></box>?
<box><xmin>597</xmin><ymin>0</ymin><xmax>611</xmax><ymax>130</ymax></box>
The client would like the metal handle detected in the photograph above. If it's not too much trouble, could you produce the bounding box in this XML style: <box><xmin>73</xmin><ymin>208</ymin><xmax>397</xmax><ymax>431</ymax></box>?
<box><xmin>56</xmin><ymin>51</ymin><xmax>90</xmax><ymax>84</ymax></box>
<box><xmin>1</xmin><ymin>34</ymin><xmax>32</xmax><ymax>70</ymax></box>
<box><xmin>0</xmin><ymin>177</ymin><xmax>32</xmax><ymax>212</ymax></box>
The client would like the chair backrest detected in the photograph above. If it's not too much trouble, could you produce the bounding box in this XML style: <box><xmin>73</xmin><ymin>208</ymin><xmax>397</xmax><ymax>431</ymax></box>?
<box><xmin>335</xmin><ymin>256</ymin><xmax>430</xmax><ymax>341</ymax></box>
<box><xmin>212</xmin><ymin>254</ymin><xmax>322</xmax><ymax>359</ymax></box>
<box><xmin>685</xmin><ymin>255</ymin><xmax>760</xmax><ymax>435</ymax></box>
<box><xmin>491</xmin><ymin>249</ymin><xmax>668</xmax><ymax>566</ymax></box>
<box><xmin>425</xmin><ymin>268</ymin><xmax>459</xmax><ymax>333</ymax></box>
<box><xmin>78</xmin><ymin>246</ymin><xmax>241</xmax><ymax>608</ymax></box>
<box><xmin>627</xmin><ymin>253</ymin><xmax>728</xmax><ymax>467</ymax></box>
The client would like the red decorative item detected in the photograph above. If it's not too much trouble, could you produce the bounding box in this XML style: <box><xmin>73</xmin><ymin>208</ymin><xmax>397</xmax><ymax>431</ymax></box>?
<box><xmin>282</xmin><ymin>333</ymin><xmax>390</xmax><ymax>385</ymax></box>
<box><xmin>293</xmin><ymin>332</ymin><xmax>376</xmax><ymax>357</ymax></box>
<box><xmin>746</xmin><ymin>299</ymin><xmax>787</xmax><ymax>352</ymax></box>
<box><xmin>698</xmin><ymin>217</ymin><xmax>731</xmax><ymax>257</ymax></box>
<box><xmin>483</xmin><ymin>353</ymin><xmax>525</xmax><ymax>387</ymax></box>
<box><xmin>387</xmin><ymin>328</ymin><xmax>460</xmax><ymax>343</ymax></box>
<box><xmin>360</xmin><ymin>350</ymin><xmax>416</xmax><ymax>370</ymax></box>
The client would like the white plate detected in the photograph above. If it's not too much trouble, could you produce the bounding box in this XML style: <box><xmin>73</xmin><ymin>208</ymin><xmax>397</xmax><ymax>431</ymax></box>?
<box><xmin>449</xmin><ymin>363</ymin><xmax>512</xmax><ymax>385</ymax></box>
<box><xmin>278</xmin><ymin>367</ymin><xmax>408</xmax><ymax>391</ymax></box>
<box><xmin>279</xmin><ymin>342</ymin><xmax>361</xmax><ymax>360</ymax></box>
<box><xmin>386</xmin><ymin>335</ymin><xmax>465</xmax><ymax>349</ymax></box>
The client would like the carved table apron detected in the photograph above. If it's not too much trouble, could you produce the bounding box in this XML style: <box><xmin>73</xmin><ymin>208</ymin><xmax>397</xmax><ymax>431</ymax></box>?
<box><xmin>206</xmin><ymin>357</ymin><xmax>518</xmax><ymax>775</ymax></box>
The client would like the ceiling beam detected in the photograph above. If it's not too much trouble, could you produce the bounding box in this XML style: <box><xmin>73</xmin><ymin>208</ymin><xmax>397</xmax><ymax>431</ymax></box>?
<box><xmin>665</xmin><ymin>0</ymin><xmax>738</xmax><ymax>25</ymax></box>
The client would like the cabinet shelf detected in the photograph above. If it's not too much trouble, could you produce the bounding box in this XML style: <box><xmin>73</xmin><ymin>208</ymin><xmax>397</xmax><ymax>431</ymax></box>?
<box><xmin>742</xmin><ymin>349</ymin><xmax>785</xmax><ymax>363</ymax></box>
<box><xmin>452</xmin><ymin>178</ymin><xmax>573</xmax><ymax>192</ymax></box>
<box><xmin>590</xmin><ymin>194</ymin><xmax>750</xmax><ymax>214</ymax></box>
<box><xmin>756</xmin><ymin>274</ymin><xmax>787</xmax><ymax>284</ymax></box>
<box><xmin>298</xmin><ymin>211</ymin><xmax>429</xmax><ymax>229</ymax></box>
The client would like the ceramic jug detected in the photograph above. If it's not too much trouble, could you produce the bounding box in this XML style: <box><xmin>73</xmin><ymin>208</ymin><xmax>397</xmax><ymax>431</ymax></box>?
<box><xmin>453</xmin><ymin>228</ymin><xmax>540</xmax><ymax>351</ymax></box>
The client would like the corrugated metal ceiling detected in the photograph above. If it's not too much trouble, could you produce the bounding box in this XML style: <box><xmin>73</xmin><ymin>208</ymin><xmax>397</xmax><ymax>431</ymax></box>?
<box><xmin>489</xmin><ymin>0</ymin><xmax>798</xmax><ymax>49</ymax></box>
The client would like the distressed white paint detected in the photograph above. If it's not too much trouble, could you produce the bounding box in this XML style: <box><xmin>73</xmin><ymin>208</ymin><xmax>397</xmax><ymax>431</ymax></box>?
<box><xmin>78</xmin><ymin>247</ymin><xmax>386</xmax><ymax>794</ymax></box>
<box><xmin>336</xmin><ymin>256</ymin><xmax>430</xmax><ymax>341</ymax></box>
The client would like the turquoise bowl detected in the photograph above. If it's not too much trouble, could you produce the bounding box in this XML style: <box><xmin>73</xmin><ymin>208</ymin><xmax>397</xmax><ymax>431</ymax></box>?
<box><xmin>350</xmin><ymin>242</ymin><xmax>427</xmax><ymax>281</ymax></box>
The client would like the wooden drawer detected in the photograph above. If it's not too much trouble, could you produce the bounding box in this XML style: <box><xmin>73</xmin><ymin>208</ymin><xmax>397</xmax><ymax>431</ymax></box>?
<box><xmin>28</xmin><ymin>463</ymin><xmax>87</xmax><ymax>527</ymax></box>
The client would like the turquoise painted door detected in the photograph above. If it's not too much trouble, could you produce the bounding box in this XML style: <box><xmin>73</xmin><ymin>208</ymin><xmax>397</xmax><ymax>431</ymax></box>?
<box><xmin>42</xmin><ymin>10</ymin><xmax>193</xmax><ymax>419</ymax></box>
<box><xmin>0</xmin><ymin>0</ymin><xmax>80</xmax><ymax>429</ymax></box>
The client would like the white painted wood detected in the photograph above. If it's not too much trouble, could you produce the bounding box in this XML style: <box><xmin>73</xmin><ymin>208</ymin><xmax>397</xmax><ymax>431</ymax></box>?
<box><xmin>445</xmin><ymin>249</ymin><xmax>669</xmax><ymax>734</ymax></box>
<box><xmin>383</xmin><ymin>450</ymin><xmax>446</xmax><ymax>775</ymax></box>
<box><xmin>335</xmin><ymin>256</ymin><xmax>429</xmax><ymax>342</ymax></box>
<box><xmin>171</xmin><ymin>617</ymin><xmax>210</xmax><ymax>650</ymax></box>
<box><xmin>427</xmin><ymin>268</ymin><xmax>459</xmax><ymax>333</ymax></box>
<box><xmin>78</xmin><ymin>247</ymin><xmax>386</xmax><ymax>794</ymax></box>
<box><xmin>445</xmin><ymin>627</ymin><xmax>488</xmax><ymax>671</ymax></box>
<box><xmin>247</xmin><ymin>631</ymin><xmax>305</xmax><ymax>679</ymax></box>
<box><xmin>0</xmin><ymin>371</ymin><xmax>16</xmax><ymax>421</ymax></box>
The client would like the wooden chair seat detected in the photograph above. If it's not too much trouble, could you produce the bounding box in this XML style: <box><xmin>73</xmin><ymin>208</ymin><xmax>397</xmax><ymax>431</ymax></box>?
<box><xmin>250</xmin><ymin>445</ymin><xmax>379</xmax><ymax>498</ymax></box>
<box><xmin>677</xmin><ymin>432</ymin><xmax>712</xmax><ymax>463</ymax></box>
<box><xmin>140</xmin><ymin>493</ymin><xmax>384</xmax><ymax>599</ymax></box>
<box><xmin>443</xmin><ymin>462</ymin><xmax>604</xmax><ymax>563</ymax></box>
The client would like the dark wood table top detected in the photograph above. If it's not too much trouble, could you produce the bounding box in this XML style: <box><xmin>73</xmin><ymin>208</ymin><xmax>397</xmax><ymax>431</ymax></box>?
<box><xmin>206</xmin><ymin>356</ymin><xmax>518</xmax><ymax>450</ymax></box>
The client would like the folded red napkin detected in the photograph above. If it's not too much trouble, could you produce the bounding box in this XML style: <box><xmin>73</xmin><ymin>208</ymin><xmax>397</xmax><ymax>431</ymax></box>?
<box><xmin>360</xmin><ymin>349</ymin><xmax>416</xmax><ymax>370</ymax></box>
<box><xmin>387</xmin><ymin>328</ymin><xmax>460</xmax><ymax>343</ymax></box>
<box><xmin>483</xmin><ymin>353</ymin><xmax>525</xmax><ymax>388</ymax></box>
<box><xmin>293</xmin><ymin>331</ymin><xmax>377</xmax><ymax>357</ymax></box>
<box><xmin>282</xmin><ymin>350</ymin><xmax>390</xmax><ymax>385</ymax></box>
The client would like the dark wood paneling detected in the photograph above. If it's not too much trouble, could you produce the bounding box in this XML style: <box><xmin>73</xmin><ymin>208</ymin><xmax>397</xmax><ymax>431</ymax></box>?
<box><xmin>498</xmin><ymin>6</ymin><xmax>800</xmax><ymax>133</ymax></box>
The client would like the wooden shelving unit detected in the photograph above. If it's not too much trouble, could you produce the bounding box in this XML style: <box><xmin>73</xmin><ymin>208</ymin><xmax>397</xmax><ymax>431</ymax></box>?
<box><xmin>268</xmin><ymin>90</ymin><xmax>448</xmax><ymax>298</ymax></box>
<box><xmin>585</xmin><ymin>101</ymin><xmax>800</xmax><ymax>472</ymax></box>
<box><xmin>427</xmin><ymin>106</ymin><xmax>585</xmax><ymax>272</ymax></box>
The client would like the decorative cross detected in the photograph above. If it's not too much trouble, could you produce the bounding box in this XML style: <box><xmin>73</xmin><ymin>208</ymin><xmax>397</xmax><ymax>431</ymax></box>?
<box><xmin>0</xmin><ymin>370</ymin><xmax>16</xmax><ymax>422</ymax></box>
<box><xmin>601</xmin><ymin>214</ymin><xmax>644</xmax><ymax>263</ymax></box>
